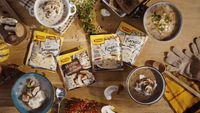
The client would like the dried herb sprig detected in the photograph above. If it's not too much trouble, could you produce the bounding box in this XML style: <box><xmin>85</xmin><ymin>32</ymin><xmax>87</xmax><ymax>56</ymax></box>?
<box><xmin>71</xmin><ymin>0</ymin><xmax>97</xmax><ymax>34</ymax></box>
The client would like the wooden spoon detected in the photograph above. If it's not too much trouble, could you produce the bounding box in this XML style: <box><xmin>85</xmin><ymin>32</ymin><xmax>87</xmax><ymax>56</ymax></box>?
<box><xmin>152</xmin><ymin>61</ymin><xmax>200</xmax><ymax>99</ymax></box>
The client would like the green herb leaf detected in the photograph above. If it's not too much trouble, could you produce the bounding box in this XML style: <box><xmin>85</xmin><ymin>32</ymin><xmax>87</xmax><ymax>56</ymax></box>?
<box><xmin>72</xmin><ymin>0</ymin><xmax>97</xmax><ymax>33</ymax></box>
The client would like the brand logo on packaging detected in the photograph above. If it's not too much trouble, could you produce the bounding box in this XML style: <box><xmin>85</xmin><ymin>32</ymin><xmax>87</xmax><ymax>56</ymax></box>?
<box><xmin>92</xmin><ymin>38</ymin><xmax>104</xmax><ymax>44</ymax></box>
<box><xmin>34</xmin><ymin>35</ymin><xmax>46</xmax><ymax>41</ymax></box>
<box><xmin>121</xmin><ymin>26</ymin><xmax>132</xmax><ymax>33</ymax></box>
<box><xmin>60</xmin><ymin>56</ymin><xmax>72</xmax><ymax>65</ymax></box>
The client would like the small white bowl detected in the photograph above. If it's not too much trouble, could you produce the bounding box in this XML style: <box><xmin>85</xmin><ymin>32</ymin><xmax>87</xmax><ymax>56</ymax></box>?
<box><xmin>34</xmin><ymin>0</ymin><xmax>76</xmax><ymax>28</ymax></box>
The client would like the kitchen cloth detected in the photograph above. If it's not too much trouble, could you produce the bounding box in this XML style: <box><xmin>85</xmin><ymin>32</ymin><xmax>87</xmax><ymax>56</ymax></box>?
<box><xmin>164</xmin><ymin>73</ymin><xmax>200</xmax><ymax>113</ymax></box>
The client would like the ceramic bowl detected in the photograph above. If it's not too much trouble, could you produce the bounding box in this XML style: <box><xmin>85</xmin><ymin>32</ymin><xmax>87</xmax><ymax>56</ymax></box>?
<box><xmin>143</xmin><ymin>2</ymin><xmax>182</xmax><ymax>41</ymax></box>
<box><xmin>11</xmin><ymin>73</ymin><xmax>55</xmax><ymax>113</ymax></box>
<box><xmin>126</xmin><ymin>66</ymin><xmax>165</xmax><ymax>105</ymax></box>
<box><xmin>34</xmin><ymin>0</ymin><xmax>76</xmax><ymax>28</ymax></box>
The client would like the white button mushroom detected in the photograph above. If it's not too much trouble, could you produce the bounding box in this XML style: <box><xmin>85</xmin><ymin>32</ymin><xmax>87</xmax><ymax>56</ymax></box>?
<box><xmin>104</xmin><ymin>85</ymin><xmax>119</xmax><ymax>100</ymax></box>
<box><xmin>101</xmin><ymin>105</ymin><xmax>115</xmax><ymax>113</ymax></box>
<box><xmin>100</xmin><ymin>9</ymin><xmax>111</xmax><ymax>17</ymax></box>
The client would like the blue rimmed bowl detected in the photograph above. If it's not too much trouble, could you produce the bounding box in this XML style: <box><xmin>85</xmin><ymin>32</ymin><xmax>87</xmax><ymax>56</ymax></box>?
<box><xmin>11</xmin><ymin>73</ymin><xmax>55</xmax><ymax>113</ymax></box>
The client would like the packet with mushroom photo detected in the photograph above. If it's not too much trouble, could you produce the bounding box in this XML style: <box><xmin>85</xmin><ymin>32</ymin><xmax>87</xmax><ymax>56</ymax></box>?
<box><xmin>26</xmin><ymin>31</ymin><xmax>63</xmax><ymax>71</ymax></box>
<box><xmin>57</xmin><ymin>49</ymin><xmax>95</xmax><ymax>90</ymax></box>
<box><xmin>116</xmin><ymin>22</ymin><xmax>148</xmax><ymax>65</ymax></box>
<box><xmin>90</xmin><ymin>34</ymin><xmax>123</xmax><ymax>71</ymax></box>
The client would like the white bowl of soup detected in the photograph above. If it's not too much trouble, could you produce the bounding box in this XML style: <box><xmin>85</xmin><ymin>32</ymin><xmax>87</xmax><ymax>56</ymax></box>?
<box><xmin>143</xmin><ymin>2</ymin><xmax>182</xmax><ymax>41</ymax></box>
<box><xmin>34</xmin><ymin>0</ymin><xmax>76</xmax><ymax>28</ymax></box>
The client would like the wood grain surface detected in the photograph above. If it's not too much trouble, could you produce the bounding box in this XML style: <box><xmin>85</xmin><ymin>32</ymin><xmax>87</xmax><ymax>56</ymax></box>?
<box><xmin>1</xmin><ymin>0</ymin><xmax>200</xmax><ymax>112</ymax></box>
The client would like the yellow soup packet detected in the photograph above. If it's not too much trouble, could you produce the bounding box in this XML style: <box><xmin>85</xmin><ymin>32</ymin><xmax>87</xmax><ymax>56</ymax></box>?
<box><xmin>26</xmin><ymin>31</ymin><xmax>63</xmax><ymax>71</ymax></box>
<box><xmin>57</xmin><ymin>49</ymin><xmax>95</xmax><ymax>90</ymax></box>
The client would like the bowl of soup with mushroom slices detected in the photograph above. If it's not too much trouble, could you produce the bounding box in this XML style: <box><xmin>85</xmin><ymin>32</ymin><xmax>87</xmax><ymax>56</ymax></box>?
<box><xmin>11</xmin><ymin>73</ymin><xmax>54</xmax><ymax>113</ymax></box>
<box><xmin>126</xmin><ymin>66</ymin><xmax>165</xmax><ymax>105</ymax></box>
<box><xmin>143</xmin><ymin>2</ymin><xmax>182</xmax><ymax>41</ymax></box>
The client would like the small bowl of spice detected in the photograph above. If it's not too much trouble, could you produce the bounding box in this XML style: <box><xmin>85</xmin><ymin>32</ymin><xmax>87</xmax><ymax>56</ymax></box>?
<box><xmin>126</xmin><ymin>66</ymin><xmax>165</xmax><ymax>105</ymax></box>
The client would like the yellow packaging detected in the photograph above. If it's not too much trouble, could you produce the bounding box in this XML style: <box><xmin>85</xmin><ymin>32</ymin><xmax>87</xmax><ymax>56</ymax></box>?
<box><xmin>33</xmin><ymin>31</ymin><xmax>64</xmax><ymax>43</ymax></box>
<box><xmin>26</xmin><ymin>31</ymin><xmax>63</xmax><ymax>71</ymax></box>
<box><xmin>57</xmin><ymin>49</ymin><xmax>95</xmax><ymax>90</ymax></box>
<box><xmin>90</xmin><ymin>34</ymin><xmax>123</xmax><ymax>71</ymax></box>
<box><xmin>119</xmin><ymin>22</ymin><xmax>143</xmax><ymax>35</ymax></box>
<box><xmin>116</xmin><ymin>22</ymin><xmax>148</xmax><ymax>65</ymax></box>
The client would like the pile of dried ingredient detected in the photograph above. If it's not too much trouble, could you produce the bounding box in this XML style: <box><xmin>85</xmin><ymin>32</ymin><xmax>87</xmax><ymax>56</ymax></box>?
<box><xmin>63</xmin><ymin>98</ymin><xmax>105</xmax><ymax>113</ymax></box>
<box><xmin>71</xmin><ymin>0</ymin><xmax>97</xmax><ymax>33</ymax></box>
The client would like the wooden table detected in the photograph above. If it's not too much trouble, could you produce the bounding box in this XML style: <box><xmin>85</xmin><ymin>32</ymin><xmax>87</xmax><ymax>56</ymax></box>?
<box><xmin>1</xmin><ymin>0</ymin><xmax>200</xmax><ymax>112</ymax></box>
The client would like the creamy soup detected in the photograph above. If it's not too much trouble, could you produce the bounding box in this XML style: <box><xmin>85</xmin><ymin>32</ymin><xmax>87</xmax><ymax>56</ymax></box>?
<box><xmin>36</xmin><ymin>0</ymin><xmax>66</xmax><ymax>26</ymax></box>
<box><xmin>145</xmin><ymin>4</ymin><xmax>177</xmax><ymax>40</ymax></box>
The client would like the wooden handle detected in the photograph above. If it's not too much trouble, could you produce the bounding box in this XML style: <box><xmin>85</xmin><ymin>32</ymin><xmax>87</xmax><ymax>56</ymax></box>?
<box><xmin>165</xmin><ymin>71</ymin><xmax>200</xmax><ymax>99</ymax></box>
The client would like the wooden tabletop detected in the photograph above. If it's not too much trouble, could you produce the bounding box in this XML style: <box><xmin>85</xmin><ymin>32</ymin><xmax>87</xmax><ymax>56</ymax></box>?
<box><xmin>1</xmin><ymin>0</ymin><xmax>200</xmax><ymax>112</ymax></box>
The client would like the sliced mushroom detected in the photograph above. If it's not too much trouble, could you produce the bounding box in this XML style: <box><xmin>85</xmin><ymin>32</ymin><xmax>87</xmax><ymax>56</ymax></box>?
<box><xmin>134</xmin><ymin>75</ymin><xmax>157</xmax><ymax>96</ymax></box>
<box><xmin>28</xmin><ymin>91</ymin><xmax>46</xmax><ymax>109</ymax></box>
<box><xmin>80</xmin><ymin>70</ymin><xmax>94</xmax><ymax>79</ymax></box>
<box><xmin>104</xmin><ymin>85</ymin><xmax>119</xmax><ymax>100</ymax></box>
<box><xmin>27</xmin><ymin>91</ymin><xmax>33</xmax><ymax>98</ymax></box>
<box><xmin>0</xmin><ymin>17</ymin><xmax>18</xmax><ymax>26</ymax></box>
<box><xmin>22</xmin><ymin>94</ymin><xmax>30</xmax><ymax>102</ymax></box>
<box><xmin>144</xmin><ymin>85</ymin><xmax>153</xmax><ymax>96</ymax></box>
<box><xmin>32</xmin><ymin>86</ymin><xmax>40</xmax><ymax>96</ymax></box>
<box><xmin>80</xmin><ymin>70</ymin><xmax>92</xmax><ymax>76</ymax></box>
<box><xmin>77</xmin><ymin>74</ymin><xmax>84</xmax><ymax>86</ymax></box>
<box><xmin>82</xmin><ymin>75</ymin><xmax>88</xmax><ymax>80</ymax></box>
<box><xmin>4</xmin><ymin>25</ymin><xmax>16</xmax><ymax>31</ymax></box>
<box><xmin>101</xmin><ymin>105</ymin><xmax>115</xmax><ymax>113</ymax></box>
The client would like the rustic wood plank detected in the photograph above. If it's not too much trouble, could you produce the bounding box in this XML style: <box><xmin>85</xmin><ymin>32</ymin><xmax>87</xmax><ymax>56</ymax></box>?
<box><xmin>2</xmin><ymin>0</ymin><xmax>200</xmax><ymax>112</ymax></box>
<box><xmin>0</xmin><ymin>0</ymin><xmax>21</xmax><ymax>21</ymax></box>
